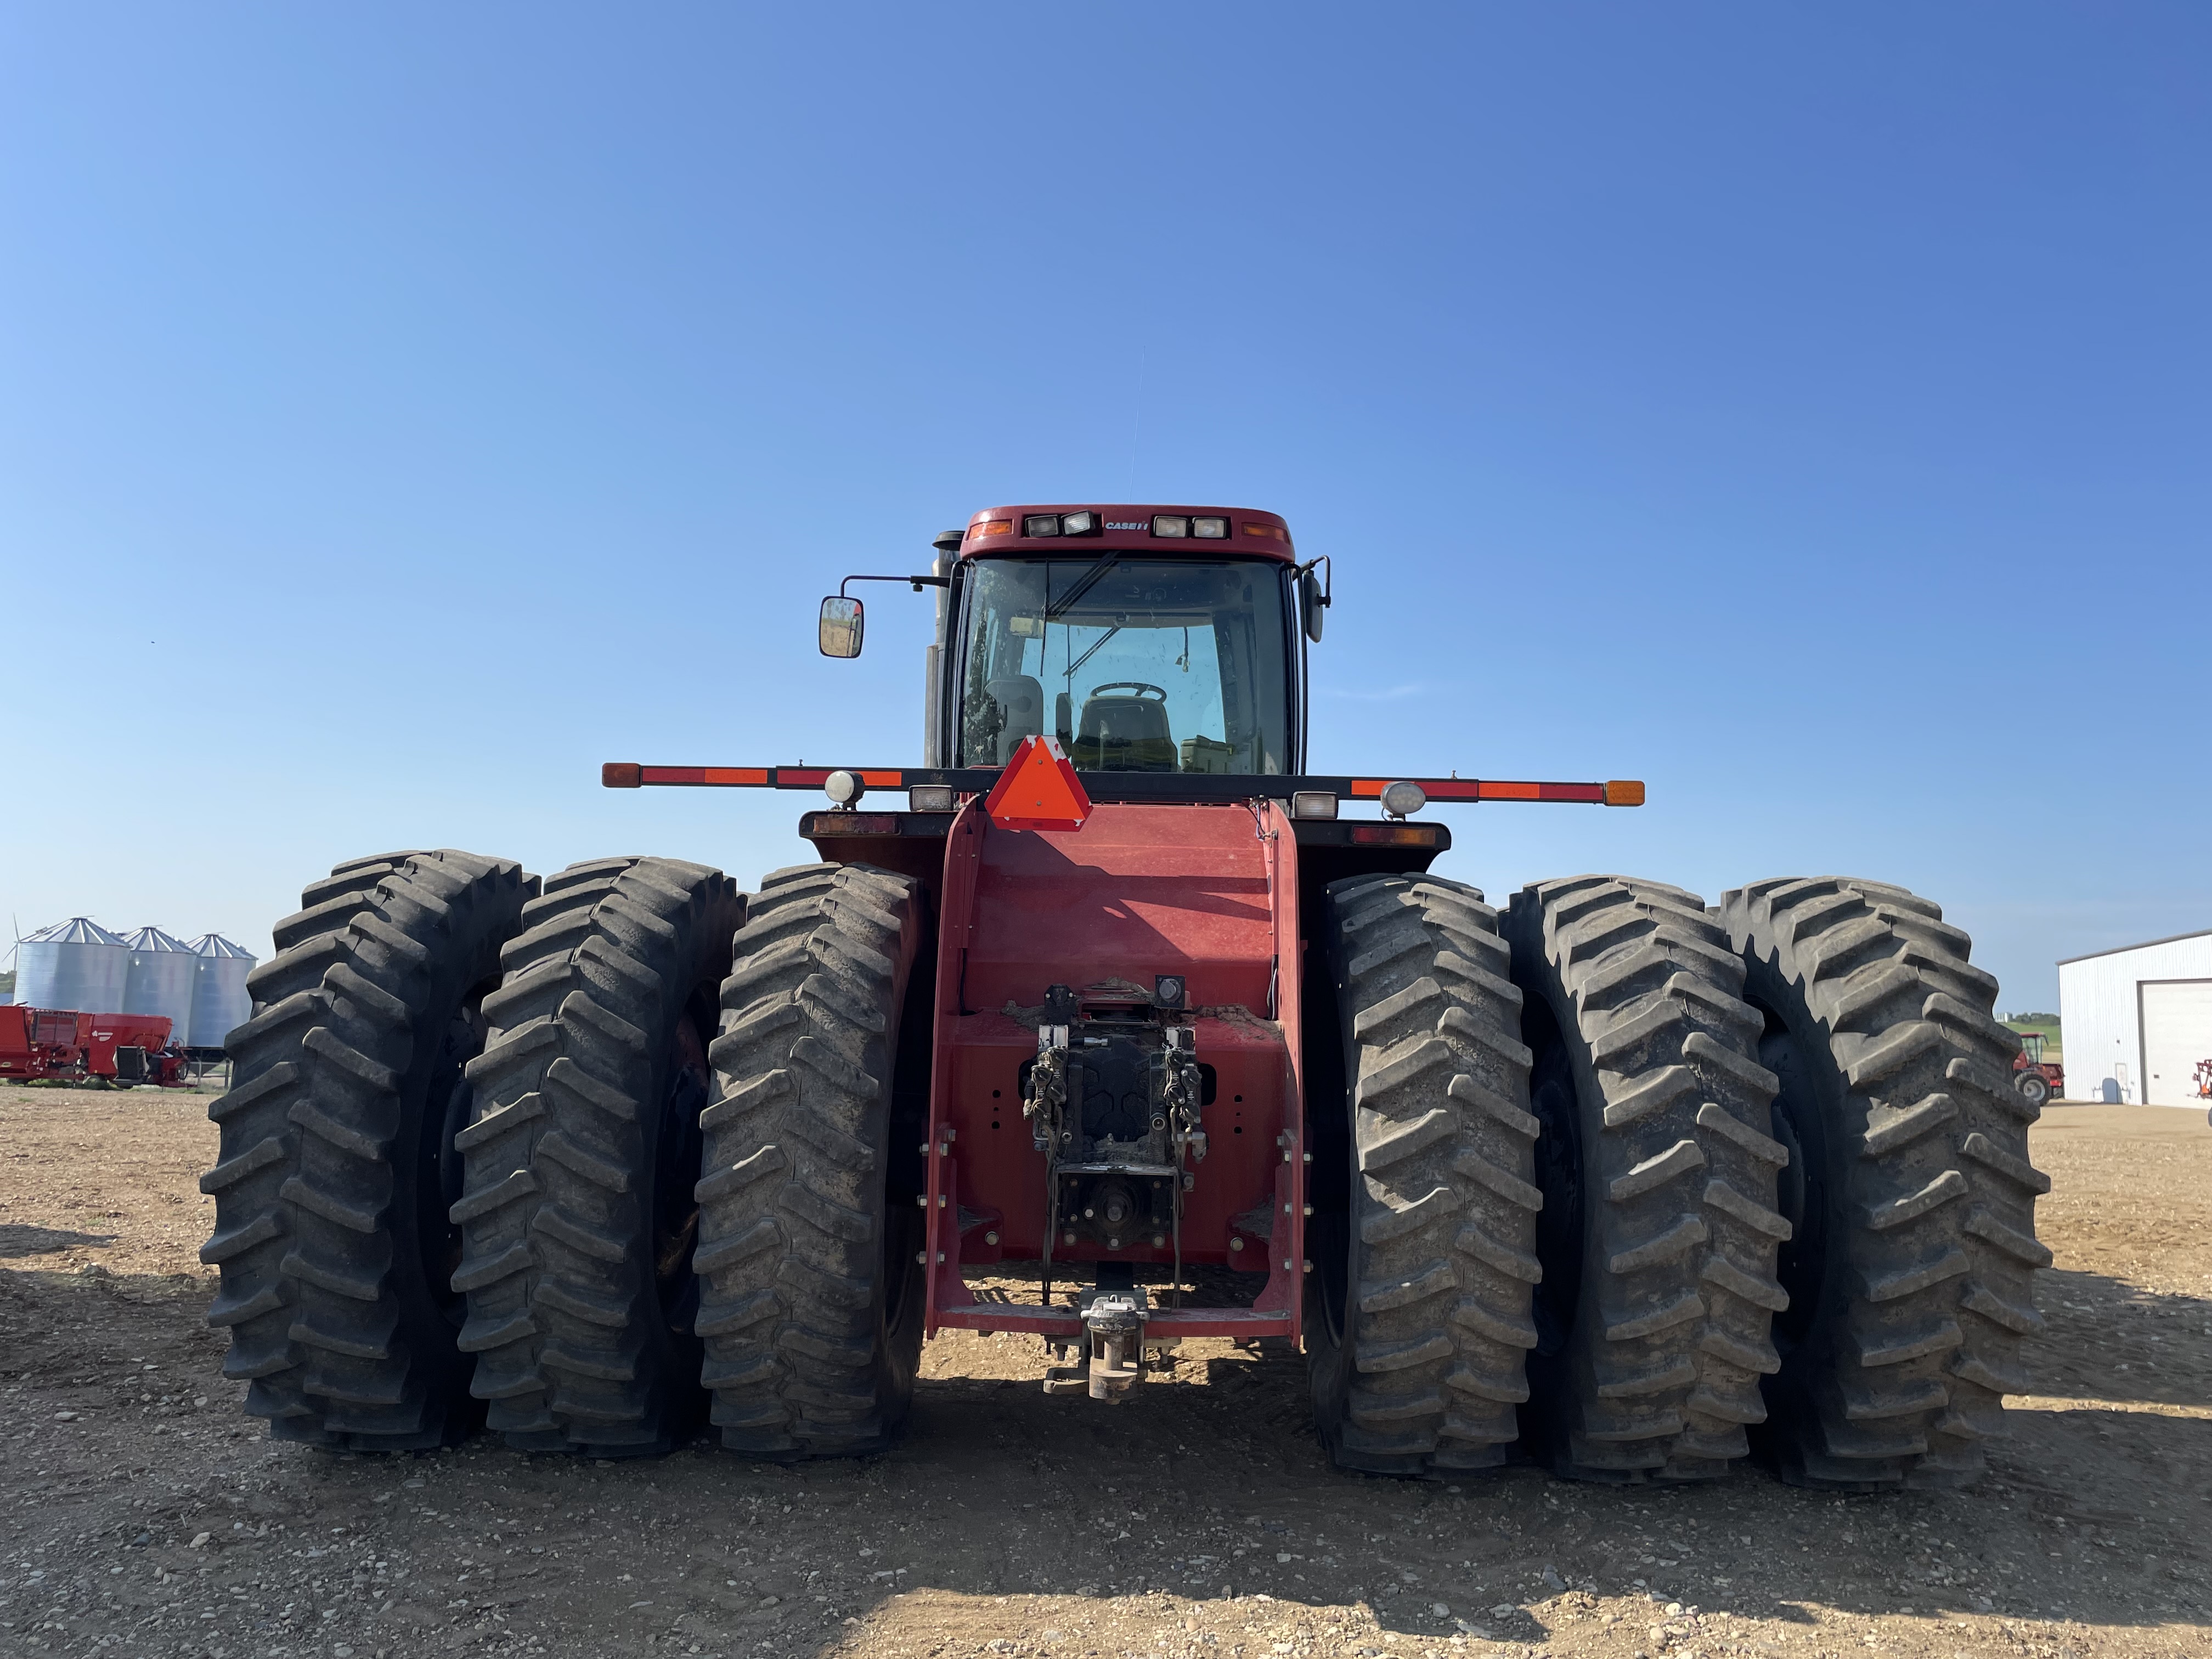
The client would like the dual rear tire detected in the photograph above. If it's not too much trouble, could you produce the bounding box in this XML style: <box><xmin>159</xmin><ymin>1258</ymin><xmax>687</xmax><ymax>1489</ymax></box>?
<box><xmin>207</xmin><ymin>852</ymin><xmax>923</xmax><ymax>1462</ymax></box>
<box><xmin>1311</xmin><ymin>871</ymin><xmax>2044</xmax><ymax>1488</ymax></box>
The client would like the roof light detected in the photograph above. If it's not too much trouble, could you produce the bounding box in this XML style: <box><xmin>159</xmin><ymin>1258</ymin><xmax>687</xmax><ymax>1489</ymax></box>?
<box><xmin>1061</xmin><ymin>510</ymin><xmax>1098</xmax><ymax>536</ymax></box>
<box><xmin>1290</xmin><ymin>791</ymin><xmax>1338</xmax><ymax>820</ymax></box>
<box><xmin>968</xmin><ymin>519</ymin><xmax>1012</xmax><ymax>539</ymax></box>
<box><xmin>909</xmin><ymin>785</ymin><xmax>955</xmax><ymax>812</ymax></box>
<box><xmin>1379</xmin><ymin>781</ymin><xmax>1427</xmax><ymax>819</ymax></box>
<box><xmin>1023</xmin><ymin>514</ymin><xmax>1062</xmax><ymax>537</ymax></box>
<box><xmin>1191</xmin><ymin>516</ymin><xmax>1228</xmax><ymax>539</ymax></box>
<box><xmin>1151</xmin><ymin>515</ymin><xmax>1189</xmax><ymax>538</ymax></box>
<box><xmin>1243</xmin><ymin>522</ymin><xmax>1284</xmax><ymax>539</ymax></box>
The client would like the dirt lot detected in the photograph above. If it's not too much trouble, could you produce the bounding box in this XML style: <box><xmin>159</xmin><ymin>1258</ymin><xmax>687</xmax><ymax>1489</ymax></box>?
<box><xmin>2</xmin><ymin>1089</ymin><xmax>2207</xmax><ymax>1659</ymax></box>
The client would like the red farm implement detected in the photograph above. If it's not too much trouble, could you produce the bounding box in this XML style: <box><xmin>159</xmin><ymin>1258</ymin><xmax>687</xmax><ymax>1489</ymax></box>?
<box><xmin>1</xmin><ymin>1006</ymin><xmax>185</xmax><ymax>1084</ymax></box>
<box><xmin>201</xmin><ymin>503</ymin><xmax>2047</xmax><ymax>1491</ymax></box>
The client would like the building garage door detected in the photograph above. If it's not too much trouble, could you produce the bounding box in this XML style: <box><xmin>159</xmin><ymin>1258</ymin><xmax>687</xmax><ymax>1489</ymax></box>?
<box><xmin>2140</xmin><ymin>980</ymin><xmax>2212</xmax><ymax>1106</ymax></box>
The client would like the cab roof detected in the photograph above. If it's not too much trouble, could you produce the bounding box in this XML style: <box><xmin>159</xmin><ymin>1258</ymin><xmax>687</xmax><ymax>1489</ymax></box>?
<box><xmin>960</xmin><ymin>504</ymin><xmax>1295</xmax><ymax>562</ymax></box>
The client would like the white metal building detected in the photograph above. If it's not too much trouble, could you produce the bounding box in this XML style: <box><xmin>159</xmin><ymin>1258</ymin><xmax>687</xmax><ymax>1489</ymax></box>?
<box><xmin>2056</xmin><ymin>929</ymin><xmax>2212</xmax><ymax>1106</ymax></box>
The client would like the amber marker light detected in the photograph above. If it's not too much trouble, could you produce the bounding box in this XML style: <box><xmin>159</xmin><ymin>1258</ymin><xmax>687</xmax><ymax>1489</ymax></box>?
<box><xmin>602</xmin><ymin>763</ymin><xmax>642</xmax><ymax>788</ymax></box>
<box><xmin>967</xmin><ymin>518</ymin><xmax>1013</xmax><ymax>539</ymax></box>
<box><xmin>1603</xmin><ymin>780</ymin><xmax>1646</xmax><ymax>807</ymax></box>
<box><xmin>1350</xmin><ymin>824</ymin><xmax>1438</xmax><ymax>847</ymax></box>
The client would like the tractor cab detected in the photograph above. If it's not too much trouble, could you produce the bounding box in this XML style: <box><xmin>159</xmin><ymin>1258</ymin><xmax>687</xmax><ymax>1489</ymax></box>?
<box><xmin>940</xmin><ymin>507</ymin><xmax>1321</xmax><ymax>778</ymax></box>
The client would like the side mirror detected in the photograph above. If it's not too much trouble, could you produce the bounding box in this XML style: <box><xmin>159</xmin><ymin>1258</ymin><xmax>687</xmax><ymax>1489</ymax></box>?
<box><xmin>819</xmin><ymin>595</ymin><xmax>864</xmax><ymax>658</ymax></box>
<box><xmin>1301</xmin><ymin>569</ymin><xmax>1327</xmax><ymax>643</ymax></box>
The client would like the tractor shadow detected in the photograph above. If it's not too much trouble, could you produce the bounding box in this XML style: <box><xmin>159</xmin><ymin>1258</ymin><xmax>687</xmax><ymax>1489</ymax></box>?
<box><xmin>0</xmin><ymin>1223</ymin><xmax>120</xmax><ymax>1257</ymax></box>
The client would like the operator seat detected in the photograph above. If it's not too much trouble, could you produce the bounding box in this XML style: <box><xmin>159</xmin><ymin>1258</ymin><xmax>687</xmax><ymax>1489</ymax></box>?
<box><xmin>1074</xmin><ymin>689</ymin><xmax>1178</xmax><ymax>772</ymax></box>
<box><xmin>986</xmin><ymin>676</ymin><xmax>1046</xmax><ymax>764</ymax></box>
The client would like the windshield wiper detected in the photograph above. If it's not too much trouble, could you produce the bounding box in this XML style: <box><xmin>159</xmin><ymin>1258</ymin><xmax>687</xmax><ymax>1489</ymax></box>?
<box><xmin>1044</xmin><ymin>552</ymin><xmax>1121</xmax><ymax>620</ymax></box>
<box><xmin>1063</xmin><ymin>625</ymin><xmax>1122</xmax><ymax>680</ymax></box>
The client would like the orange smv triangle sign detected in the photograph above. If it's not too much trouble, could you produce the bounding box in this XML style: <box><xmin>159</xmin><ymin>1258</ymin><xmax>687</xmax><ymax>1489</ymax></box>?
<box><xmin>984</xmin><ymin>735</ymin><xmax>1093</xmax><ymax>832</ymax></box>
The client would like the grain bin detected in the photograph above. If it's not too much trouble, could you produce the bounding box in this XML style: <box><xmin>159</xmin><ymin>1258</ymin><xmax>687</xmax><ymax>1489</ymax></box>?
<box><xmin>15</xmin><ymin>918</ymin><xmax>131</xmax><ymax>1013</ymax></box>
<box><xmin>122</xmin><ymin>926</ymin><xmax>197</xmax><ymax>1047</ymax></box>
<box><xmin>186</xmin><ymin>933</ymin><xmax>257</xmax><ymax>1049</ymax></box>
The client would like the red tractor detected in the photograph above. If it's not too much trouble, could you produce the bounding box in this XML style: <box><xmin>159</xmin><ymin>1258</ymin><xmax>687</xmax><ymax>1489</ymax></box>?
<box><xmin>201</xmin><ymin>503</ymin><xmax>2048</xmax><ymax>1490</ymax></box>
<box><xmin>2011</xmin><ymin>1031</ymin><xmax>2064</xmax><ymax>1109</ymax></box>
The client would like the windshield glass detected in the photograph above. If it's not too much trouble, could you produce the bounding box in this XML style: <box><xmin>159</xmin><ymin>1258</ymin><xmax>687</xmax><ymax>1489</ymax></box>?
<box><xmin>955</xmin><ymin>557</ymin><xmax>1291</xmax><ymax>774</ymax></box>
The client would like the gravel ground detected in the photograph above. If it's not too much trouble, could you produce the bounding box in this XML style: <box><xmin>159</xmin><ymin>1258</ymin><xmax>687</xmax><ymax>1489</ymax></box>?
<box><xmin>2</xmin><ymin>1087</ymin><xmax>2208</xmax><ymax>1659</ymax></box>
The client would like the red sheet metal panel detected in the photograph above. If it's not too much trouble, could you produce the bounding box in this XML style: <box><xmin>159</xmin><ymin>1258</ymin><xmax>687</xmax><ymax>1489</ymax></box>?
<box><xmin>962</xmin><ymin>804</ymin><xmax>1276</xmax><ymax>1014</ymax></box>
<box><xmin>923</xmin><ymin>799</ymin><xmax>1302</xmax><ymax>1339</ymax></box>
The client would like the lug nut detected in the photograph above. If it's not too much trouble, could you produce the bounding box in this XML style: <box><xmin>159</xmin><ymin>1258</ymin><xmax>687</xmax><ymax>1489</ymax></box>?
<box><xmin>1229</xmin><ymin>1237</ymin><xmax>1244</xmax><ymax>1252</ymax></box>
<box><xmin>984</xmin><ymin>1230</ymin><xmax>998</xmax><ymax>1246</ymax></box>
<box><xmin>1106</xmin><ymin>1237</ymin><xmax>1121</xmax><ymax>1250</ymax></box>
<box><xmin>1063</xmin><ymin>1230</ymin><xmax>1077</xmax><ymax>1245</ymax></box>
<box><xmin>1152</xmin><ymin>1234</ymin><xmax>1166</xmax><ymax>1248</ymax></box>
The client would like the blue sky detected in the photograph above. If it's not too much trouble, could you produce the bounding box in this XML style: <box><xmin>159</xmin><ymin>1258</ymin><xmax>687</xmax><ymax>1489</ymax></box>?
<box><xmin>3</xmin><ymin>4</ymin><xmax>2205</xmax><ymax>1011</ymax></box>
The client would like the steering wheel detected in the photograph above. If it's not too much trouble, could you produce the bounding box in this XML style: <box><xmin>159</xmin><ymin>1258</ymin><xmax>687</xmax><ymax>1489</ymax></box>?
<box><xmin>1089</xmin><ymin>682</ymin><xmax>1167</xmax><ymax>701</ymax></box>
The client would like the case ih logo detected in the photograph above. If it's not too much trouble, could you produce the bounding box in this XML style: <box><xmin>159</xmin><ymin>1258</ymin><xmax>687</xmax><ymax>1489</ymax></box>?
<box><xmin>1105</xmin><ymin>520</ymin><xmax>1146</xmax><ymax>530</ymax></box>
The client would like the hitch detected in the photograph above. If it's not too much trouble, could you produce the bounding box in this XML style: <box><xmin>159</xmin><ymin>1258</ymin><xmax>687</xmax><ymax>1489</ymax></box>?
<box><xmin>1043</xmin><ymin>1280</ymin><xmax>1149</xmax><ymax>1402</ymax></box>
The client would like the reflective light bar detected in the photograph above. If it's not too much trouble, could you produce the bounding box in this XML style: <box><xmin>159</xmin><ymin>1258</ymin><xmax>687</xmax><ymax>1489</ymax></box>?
<box><xmin>1191</xmin><ymin>516</ymin><xmax>1228</xmax><ymax>538</ymax></box>
<box><xmin>1348</xmin><ymin>777</ymin><xmax>1621</xmax><ymax>804</ymax></box>
<box><xmin>1152</xmin><ymin>515</ymin><xmax>1189</xmax><ymax>538</ymax></box>
<box><xmin>1023</xmin><ymin>514</ymin><xmax>1062</xmax><ymax>537</ymax></box>
<box><xmin>610</xmin><ymin>764</ymin><xmax>771</xmax><ymax>788</ymax></box>
<box><xmin>605</xmin><ymin>764</ymin><xmax>1643</xmax><ymax>808</ymax></box>
<box><xmin>1351</xmin><ymin>824</ymin><xmax>1438</xmax><ymax>847</ymax></box>
<box><xmin>810</xmin><ymin>813</ymin><xmax>899</xmax><ymax>836</ymax></box>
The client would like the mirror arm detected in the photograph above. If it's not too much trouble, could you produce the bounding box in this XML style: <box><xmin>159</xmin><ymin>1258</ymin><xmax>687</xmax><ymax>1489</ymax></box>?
<box><xmin>1293</xmin><ymin>555</ymin><xmax>1331</xmax><ymax>607</ymax></box>
<box><xmin>839</xmin><ymin>573</ymin><xmax>950</xmax><ymax>598</ymax></box>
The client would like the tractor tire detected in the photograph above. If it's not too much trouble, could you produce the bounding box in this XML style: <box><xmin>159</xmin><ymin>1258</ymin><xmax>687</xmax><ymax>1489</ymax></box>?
<box><xmin>1502</xmin><ymin>876</ymin><xmax>1786</xmax><ymax>1482</ymax></box>
<box><xmin>453</xmin><ymin>857</ymin><xmax>743</xmax><ymax>1456</ymax></box>
<box><xmin>2013</xmin><ymin>1070</ymin><xmax>2051</xmax><ymax>1110</ymax></box>
<box><xmin>202</xmin><ymin>850</ymin><xmax>534</xmax><ymax>1451</ymax></box>
<box><xmin>1721</xmin><ymin>877</ymin><xmax>2047</xmax><ymax>1489</ymax></box>
<box><xmin>692</xmin><ymin>862</ymin><xmax>929</xmax><ymax>1459</ymax></box>
<box><xmin>1306</xmin><ymin>873</ymin><xmax>1540</xmax><ymax>1475</ymax></box>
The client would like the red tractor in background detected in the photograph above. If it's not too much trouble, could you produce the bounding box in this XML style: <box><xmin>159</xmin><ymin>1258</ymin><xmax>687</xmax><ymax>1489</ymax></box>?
<box><xmin>2011</xmin><ymin>1031</ymin><xmax>2064</xmax><ymax>1108</ymax></box>
<box><xmin>201</xmin><ymin>503</ymin><xmax>2049</xmax><ymax>1492</ymax></box>
<box><xmin>0</xmin><ymin>1006</ymin><xmax>187</xmax><ymax>1085</ymax></box>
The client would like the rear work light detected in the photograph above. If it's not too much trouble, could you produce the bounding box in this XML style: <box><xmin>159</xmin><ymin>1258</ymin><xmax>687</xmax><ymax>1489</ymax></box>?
<box><xmin>1351</xmin><ymin>824</ymin><xmax>1438</xmax><ymax>847</ymax></box>
<box><xmin>1024</xmin><ymin>514</ymin><xmax>1063</xmax><ymax>537</ymax></box>
<box><xmin>1151</xmin><ymin>515</ymin><xmax>1189</xmax><ymax>538</ymax></box>
<box><xmin>1378</xmin><ymin>781</ymin><xmax>1427</xmax><ymax>818</ymax></box>
<box><xmin>1290</xmin><ymin>791</ymin><xmax>1338</xmax><ymax>820</ymax></box>
<box><xmin>909</xmin><ymin>785</ymin><xmax>955</xmax><ymax>812</ymax></box>
<box><xmin>1191</xmin><ymin>516</ymin><xmax>1228</xmax><ymax>539</ymax></box>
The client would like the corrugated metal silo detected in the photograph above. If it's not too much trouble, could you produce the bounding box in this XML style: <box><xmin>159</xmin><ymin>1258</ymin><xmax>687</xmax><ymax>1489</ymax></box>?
<box><xmin>123</xmin><ymin>926</ymin><xmax>198</xmax><ymax>1047</ymax></box>
<box><xmin>16</xmin><ymin>918</ymin><xmax>131</xmax><ymax>1013</ymax></box>
<box><xmin>187</xmin><ymin>933</ymin><xmax>258</xmax><ymax>1049</ymax></box>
